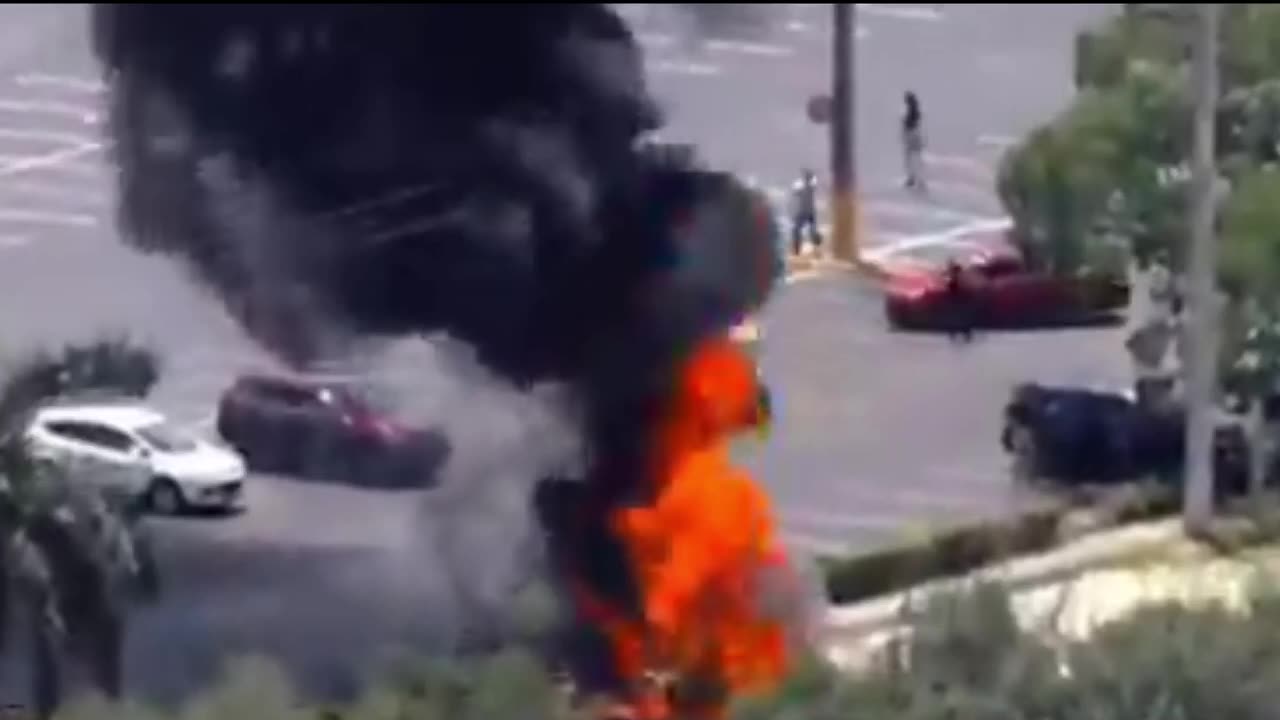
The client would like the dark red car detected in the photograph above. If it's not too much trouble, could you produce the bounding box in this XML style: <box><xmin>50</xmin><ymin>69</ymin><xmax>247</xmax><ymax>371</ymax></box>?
<box><xmin>216</xmin><ymin>374</ymin><xmax>448</xmax><ymax>487</ymax></box>
<box><xmin>882</xmin><ymin>244</ymin><xmax>1129</xmax><ymax>330</ymax></box>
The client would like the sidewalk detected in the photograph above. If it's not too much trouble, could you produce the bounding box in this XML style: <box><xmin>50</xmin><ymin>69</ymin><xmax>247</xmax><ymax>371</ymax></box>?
<box><xmin>821</xmin><ymin>518</ymin><xmax>1280</xmax><ymax>671</ymax></box>
<box><xmin>785</xmin><ymin>251</ymin><xmax>892</xmax><ymax>284</ymax></box>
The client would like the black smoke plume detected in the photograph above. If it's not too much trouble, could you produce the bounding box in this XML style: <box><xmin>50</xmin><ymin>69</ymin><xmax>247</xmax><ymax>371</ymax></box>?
<box><xmin>92</xmin><ymin>1</ymin><xmax>781</xmax><ymax>694</ymax></box>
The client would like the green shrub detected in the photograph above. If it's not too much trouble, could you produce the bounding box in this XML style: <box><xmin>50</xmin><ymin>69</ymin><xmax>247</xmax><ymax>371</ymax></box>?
<box><xmin>47</xmin><ymin>577</ymin><xmax>1280</xmax><ymax>720</ymax></box>
<box><xmin>820</xmin><ymin>486</ymin><xmax>1177</xmax><ymax>607</ymax></box>
<box><xmin>821</xmin><ymin>507</ymin><xmax>1066</xmax><ymax>605</ymax></box>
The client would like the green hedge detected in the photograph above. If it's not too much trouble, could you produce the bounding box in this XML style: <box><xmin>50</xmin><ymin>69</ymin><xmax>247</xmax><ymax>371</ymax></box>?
<box><xmin>55</xmin><ymin>577</ymin><xmax>1280</xmax><ymax>720</ymax></box>
<box><xmin>820</xmin><ymin>486</ymin><xmax>1181</xmax><ymax>606</ymax></box>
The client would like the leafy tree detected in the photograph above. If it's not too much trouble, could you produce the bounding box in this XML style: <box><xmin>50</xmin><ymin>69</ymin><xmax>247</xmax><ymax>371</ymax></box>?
<box><xmin>997</xmin><ymin>63</ymin><xmax>1189</xmax><ymax>273</ymax></box>
<box><xmin>1008</xmin><ymin>5</ymin><xmax>1280</xmax><ymax>279</ymax></box>
<box><xmin>0</xmin><ymin>338</ymin><xmax>161</xmax><ymax>717</ymax></box>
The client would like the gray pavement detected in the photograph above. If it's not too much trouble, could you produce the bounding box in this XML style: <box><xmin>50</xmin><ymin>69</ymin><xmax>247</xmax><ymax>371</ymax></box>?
<box><xmin>0</xmin><ymin>2</ymin><xmax>1134</xmax><ymax>705</ymax></box>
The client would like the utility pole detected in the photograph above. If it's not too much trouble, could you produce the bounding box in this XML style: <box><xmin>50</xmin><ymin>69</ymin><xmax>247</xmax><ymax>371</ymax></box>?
<box><xmin>830</xmin><ymin>2</ymin><xmax>857</xmax><ymax>263</ymax></box>
<box><xmin>1183</xmin><ymin>2</ymin><xmax>1220</xmax><ymax>534</ymax></box>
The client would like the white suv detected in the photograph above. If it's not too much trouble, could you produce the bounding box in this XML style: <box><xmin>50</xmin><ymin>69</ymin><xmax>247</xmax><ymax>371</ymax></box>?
<box><xmin>26</xmin><ymin>401</ymin><xmax>247</xmax><ymax>514</ymax></box>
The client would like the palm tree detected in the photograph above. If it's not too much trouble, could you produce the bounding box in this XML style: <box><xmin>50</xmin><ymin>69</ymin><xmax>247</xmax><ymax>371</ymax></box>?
<box><xmin>0</xmin><ymin>338</ymin><xmax>161</xmax><ymax>717</ymax></box>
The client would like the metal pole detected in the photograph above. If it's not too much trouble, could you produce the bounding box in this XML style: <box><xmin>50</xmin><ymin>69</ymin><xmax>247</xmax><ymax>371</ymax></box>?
<box><xmin>830</xmin><ymin>2</ymin><xmax>857</xmax><ymax>263</ymax></box>
<box><xmin>1183</xmin><ymin>2</ymin><xmax>1220</xmax><ymax>534</ymax></box>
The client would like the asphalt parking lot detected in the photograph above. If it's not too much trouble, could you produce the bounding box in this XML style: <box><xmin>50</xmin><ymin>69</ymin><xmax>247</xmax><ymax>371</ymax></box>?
<box><xmin>0</xmin><ymin>2</ymin><xmax>1131</xmax><ymax>705</ymax></box>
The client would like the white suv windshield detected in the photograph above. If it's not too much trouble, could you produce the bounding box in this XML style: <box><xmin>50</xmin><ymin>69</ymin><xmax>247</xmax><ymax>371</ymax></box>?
<box><xmin>136</xmin><ymin>422</ymin><xmax>198</xmax><ymax>453</ymax></box>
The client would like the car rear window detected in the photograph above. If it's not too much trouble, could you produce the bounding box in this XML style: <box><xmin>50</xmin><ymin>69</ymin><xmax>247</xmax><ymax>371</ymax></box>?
<box><xmin>136</xmin><ymin>421</ymin><xmax>199</xmax><ymax>453</ymax></box>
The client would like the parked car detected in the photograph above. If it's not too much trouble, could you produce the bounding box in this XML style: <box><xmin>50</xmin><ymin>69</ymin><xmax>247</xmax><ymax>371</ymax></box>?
<box><xmin>1000</xmin><ymin>383</ymin><xmax>1253</xmax><ymax>498</ymax></box>
<box><xmin>26</xmin><ymin>400</ymin><xmax>247</xmax><ymax>514</ymax></box>
<box><xmin>216</xmin><ymin>373</ymin><xmax>446</xmax><ymax>487</ymax></box>
<box><xmin>884</xmin><ymin>244</ymin><xmax>1129</xmax><ymax>330</ymax></box>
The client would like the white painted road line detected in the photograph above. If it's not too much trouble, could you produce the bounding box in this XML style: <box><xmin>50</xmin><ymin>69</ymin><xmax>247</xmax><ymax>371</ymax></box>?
<box><xmin>648</xmin><ymin>59</ymin><xmax>721</xmax><ymax>77</ymax></box>
<box><xmin>0</xmin><ymin>208</ymin><xmax>95</xmax><ymax>227</ymax></box>
<box><xmin>0</xmin><ymin>142</ymin><xmax>102</xmax><ymax>177</ymax></box>
<box><xmin>705</xmin><ymin>38</ymin><xmax>795</xmax><ymax>58</ymax></box>
<box><xmin>0</xmin><ymin>99</ymin><xmax>98</xmax><ymax>124</ymax></box>
<box><xmin>857</xmin><ymin>3</ymin><xmax>945</xmax><ymax>22</ymax></box>
<box><xmin>635</xmin><ymin>31</ymin><xmax>677</xmax><ymax>50</ymax></box>
<box><xmin>978</xmin><ymin>134</ymin><xmax>1020</xmax><ymax>149</ymax></box>
<box><xmin>862</xmin><ymin>217</ymin><xmax>1013</xmax><ymax>262</ymax></box>
<box><xmin>0</xmin><ymin>127</ymin><xmax>101</xmax><ymax>146</ymax></box>
<box><xmin>15</xmin><ymin>74</ymin><xmax>106</xmax><ymax>95</ymax></box>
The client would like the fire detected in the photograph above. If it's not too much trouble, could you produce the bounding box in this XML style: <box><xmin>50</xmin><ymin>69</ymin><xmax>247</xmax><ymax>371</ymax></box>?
<box><xmin>583</xmin><ymin>336</ymin><xmax>790</xmax><ymax>719</ymax></box>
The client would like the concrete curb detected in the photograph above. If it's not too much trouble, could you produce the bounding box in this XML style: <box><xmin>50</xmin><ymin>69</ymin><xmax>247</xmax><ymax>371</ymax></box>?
<box><xmin>785</xmin><ymin>255</ymin><xmax>892</xmax><ymax>282</ymax></box>
<box><xmin>822</xmin><ymin>518</ymin><xmax>1185</xmax><ymax>643</ymax></box>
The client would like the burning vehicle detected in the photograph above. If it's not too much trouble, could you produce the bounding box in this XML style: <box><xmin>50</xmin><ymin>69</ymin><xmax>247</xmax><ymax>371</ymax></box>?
<box><xmin>93</xmin><ymin>3</ymin><xmax>808</xmax><ymax>716</ymax></box>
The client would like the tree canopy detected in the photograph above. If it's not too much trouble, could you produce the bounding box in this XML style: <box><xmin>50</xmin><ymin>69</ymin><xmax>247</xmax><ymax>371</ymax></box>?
<box><xmin>1000</xmin><ymin>4</ymin><xmax>1280</xmax><ymax>278</ymax></box>
<box><xmin>1000</xmin><ymin>4</ymin><xmax>1280</xmax><ymax>400</ymax></box>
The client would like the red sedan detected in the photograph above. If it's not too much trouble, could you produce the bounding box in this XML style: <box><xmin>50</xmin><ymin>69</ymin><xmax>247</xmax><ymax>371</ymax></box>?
<box><xmin>882</xmin><ymin>244</ymin><xmax>1129</xmax><ymax>330</ymax></box>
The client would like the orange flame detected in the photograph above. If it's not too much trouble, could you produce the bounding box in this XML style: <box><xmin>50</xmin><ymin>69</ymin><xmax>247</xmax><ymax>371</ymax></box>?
<box><xmin>585</xmin><ymin>336</ymin><xmax>790</xmax><ymax>719</ymax></box>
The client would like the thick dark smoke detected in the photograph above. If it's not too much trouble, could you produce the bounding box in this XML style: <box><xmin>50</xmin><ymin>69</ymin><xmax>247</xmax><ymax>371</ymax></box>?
<box><xmin>92</xmin><ymin>1</ymin><xmax>781</xmax><ymax>695</ymax></box>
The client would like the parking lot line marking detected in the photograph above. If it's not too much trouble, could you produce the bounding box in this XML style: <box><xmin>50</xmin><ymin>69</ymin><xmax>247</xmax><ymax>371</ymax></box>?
<box><xmin>0</xmin><ymin>208</ymin><xmax>95</xmax><ymax>227</ymax></box>
<box><xmin>635</xmin><ymin>31</ymin><xmax>677</xmax><ymax>49</ymax></box>
<box><xmin>978</xmin><ymin>133</ymin><xmax>1020</xmax><ymax>149</ymax></box>
<box><xmin>862</xmin><ymin>216</ymin><xmax>1014</xmax><ymax>262</ymax></box>
<box><xmin>704</xmin><ymin>38</ymin><xmax>795</xmax><ymax>58</ymax></box>
<box><xmin>0</xmin><ymin>99</ymin><xmax>98</xmax><ymax>124</ymax></box>
<box><xmin>0</xmin><ymin>142</ymin><xmax>102</xmax><ymax>177</ymax></box>
<box><xmin>648</xmin><ymin>59</ymin><xmax>722</xmax><ymax>77</ymax></box>
<box><xmin>15</xmin><ymin>73</ymin><xmax>105</xmax><ymax>95</ymax></box>
<box><xmin>0</xmin><ymin>127</ymin><xmax>101</xmax><ymax>146</ymax></box>
<box><xmin>856</xmin><ymin>3</ymin><xmax>945</xmax><ymax>21</ymax></box>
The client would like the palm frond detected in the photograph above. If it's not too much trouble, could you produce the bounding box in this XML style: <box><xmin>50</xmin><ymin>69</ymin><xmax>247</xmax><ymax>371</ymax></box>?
<box><xmin>0</xmin><ymin>337</ymin><xmax>160</xmax><ymax>442</ymax></box>
<box><xmin>0</xmin><ymin>337</ymin><xmax>163</xmax><ymax>712</ymax></box>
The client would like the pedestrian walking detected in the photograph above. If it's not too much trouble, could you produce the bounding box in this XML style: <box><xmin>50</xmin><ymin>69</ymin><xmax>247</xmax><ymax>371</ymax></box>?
<box><xmin>788</xmin><ymin>168</ymin><xmax>822</xmax><ymax>256</ymax></box>
<box><xmin>944</xmin><ymin>260</ymin><xmax>975</xmax><ymax>343</ymax></box>
<box><xmin>902</xmin><ymin>91</ymin><xmax>926</xmax><ymax>191</ymax></box>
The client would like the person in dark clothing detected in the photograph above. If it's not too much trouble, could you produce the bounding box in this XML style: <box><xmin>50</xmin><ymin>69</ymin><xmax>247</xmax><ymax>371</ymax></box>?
<box><xmin>902</xmin><ymin>91</ymin><xmax>926</xmax><ymax>191</ymax></box>
<box><xmin>788</xmin><ymin>168</ymin><xmax>822</xmax><ymax>256</ymax></box>
<box><xmin>944</xmin><ymin>259</ymin><xmax>974</xmax><ymax>343</ymax></box>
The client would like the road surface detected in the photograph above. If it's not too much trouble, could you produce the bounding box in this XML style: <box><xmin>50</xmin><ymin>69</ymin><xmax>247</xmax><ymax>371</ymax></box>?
<box><xmin>0</xmin><ymin>3</ymin><xmax>1130</xmax><ymax>705</ymax></box>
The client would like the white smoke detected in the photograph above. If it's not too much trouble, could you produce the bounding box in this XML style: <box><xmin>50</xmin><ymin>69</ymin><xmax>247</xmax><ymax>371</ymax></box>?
<box><xmin>361</xmin><ymin>336</ymin><xmax>587</xmax><ymax>648</ymax></box>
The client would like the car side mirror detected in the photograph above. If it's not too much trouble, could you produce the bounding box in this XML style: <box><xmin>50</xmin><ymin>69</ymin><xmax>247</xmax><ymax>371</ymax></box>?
<box><xmin>134</xmin><ymin>446</ymin><xmax>151</xmax><ymax>461</ymax></box>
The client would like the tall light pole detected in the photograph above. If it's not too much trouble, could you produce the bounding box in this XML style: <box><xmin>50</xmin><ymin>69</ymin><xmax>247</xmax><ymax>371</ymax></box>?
<box><xmin>1183</xmin><ymin>3</ymin><xmax>1220</xmax><ymax>534</ymax></box>
<box><xmin>830</xmin><ymin>3</ymin><xmax>858</xmax><ymax>264</ymax></box>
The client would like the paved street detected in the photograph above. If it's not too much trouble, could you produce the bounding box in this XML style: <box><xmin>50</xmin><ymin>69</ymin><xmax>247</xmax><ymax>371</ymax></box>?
<box><xmin>0</xmin><ymin>3</ymin><xmax>1131</xmax><ymax>704</ymax></box>
<box><xmin>625</xmin><ymin>3</ymin><xmax>1109</xmax><ymax>252</ymax></box>
<box><xmin>625</xmin><ymin>2</ymin><xmax>1128</xmax><ymax>551</ymax></box>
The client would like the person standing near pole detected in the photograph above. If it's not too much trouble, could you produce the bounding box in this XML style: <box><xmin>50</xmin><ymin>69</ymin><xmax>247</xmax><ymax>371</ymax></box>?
<box><xmin>902</xmin><ymin>91</ymin><xmax>926</xmax><ymax>192</ymax></box>
<box><xmin>789</xmin><ymin>168</ymin><xmax>822</xmax><ymax>257</ymax></box>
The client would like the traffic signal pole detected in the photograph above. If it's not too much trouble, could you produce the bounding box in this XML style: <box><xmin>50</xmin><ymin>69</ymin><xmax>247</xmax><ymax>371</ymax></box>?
<box><xmin>1184</xmin><ymin>3</ymin><xmax>1220</xmax><ymax>534</ymax></box>
<box><xmin>830</xmin><ymin>3</ymin><xmax>858</xmax><ymax>264</ymax></box>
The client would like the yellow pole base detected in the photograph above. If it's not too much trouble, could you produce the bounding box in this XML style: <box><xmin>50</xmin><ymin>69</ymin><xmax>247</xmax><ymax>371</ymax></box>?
<box><xmin>829</xmin><ymin>189</ymin><xmax>883</xmax><ymax>278</ymax></box>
